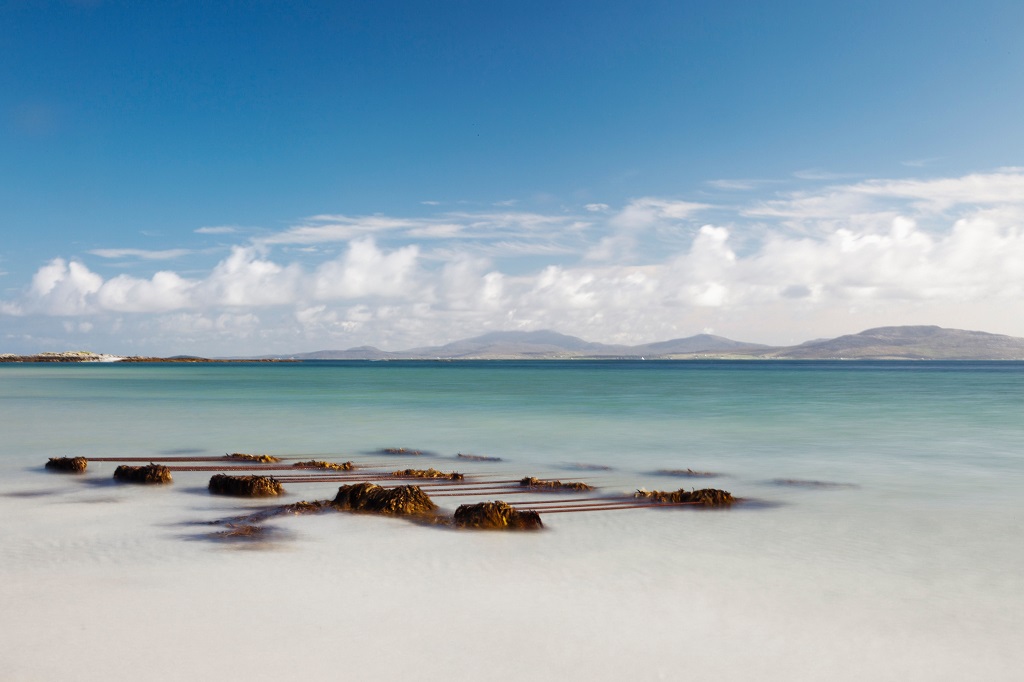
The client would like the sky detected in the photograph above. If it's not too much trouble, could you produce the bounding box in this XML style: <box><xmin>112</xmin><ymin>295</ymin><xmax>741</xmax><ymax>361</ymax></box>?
<box><xmin>2</xmin><ymin>0</ymin><xmax>1024</xmax><ymax>355</ymax></box>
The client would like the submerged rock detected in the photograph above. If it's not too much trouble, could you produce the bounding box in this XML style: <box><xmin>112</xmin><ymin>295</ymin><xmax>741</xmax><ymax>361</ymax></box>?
<box><xmin>282</xmin><ymin>500</ymin><xmax>331</xmax><ymax>514</ymax></box>
<box><xmin>519</xmin><ymin>476</ymin><xmax>592</xmax><ymax>491</ymax></box>
<box><xmin>379</xmin><ymin>447</ymin><xmax>423</xmax><ymax>456</ymax></box>
<box><xmin>634</xmin><ymin>488</ymin><xmax>735</xmax><ymax>506</ymax></box>
<box><xmin>45</xmin><ymin>456</ymin><xmax>88</xmax><ymax>473</ymax></box>
<box><xmin>113</xmin><ymin>463</ymin><xmax>173</xmax><ymax>484</ymax></box>
<box><xmin>453</xmin><ymin>501</ymin><xmax>544</xmax><ymax>530</ymax></box>
<box><xmin>655</xmin><ymin>468</ymin><xmax>719</xmax><ymax>478</ymax></box>
<box><xmin>391</xmin><ymin>468</ymin><xmax>464</xmax><ymax>481</ymax></box>
<box><xmin>331</xmin><ymin>482</ymin><xmax>437</xmax><ymax>515</ymax></box>
<box><xmin>208</xmin><ymin>474</ymin><xmax>284</xmax><ymax>496</ymax></box>
<box><xmin>292</xmin><ymin>460</ymin><xmax>354</xmax><ymax>470</ymax></box>
<box><xmin>769</xmin><ymin>478</ymin><xmax>857</xmax><ymax>489</ymax></box>
<box><xmin>456</xmin><ymin>453</ymin><xmax>502</xmax><ymax>462</ymax></box>
<box><xmin>565</xmin><ymin>462</ymin><xmax>612</xmax><ymax>471</ymax></box>
<box><xmin>224</xmin><ymin>453</ymin><xmax>281</xmax><ymax>463</ymax></box>
<box><xmin>215</xmin><ymin>524</ymin><xmax>266</xmax><ymax>538</ymax></box>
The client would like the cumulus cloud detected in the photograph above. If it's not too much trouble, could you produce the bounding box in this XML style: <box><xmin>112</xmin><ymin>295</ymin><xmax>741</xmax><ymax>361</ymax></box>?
<box><xmin>199</xmin><ymin>246</ymin><xmax>303</xmax><ymax>307</ymax></box>
<box><xmin>312</xmin><ymin>239</ymin><xmax>420</xmax><ymax>300</ymax></box>
<box><xmin>586</xmin><ymin>197</ymin><xmax>711</xmax><ymax>261</ymax></box>
<box><xmin>5</xmin><ymin>170</ymin><xmax>1024</xmax><ymax>353</ymax></box>
<box><xmin>25</xmin><ymin>259</ymin><xmax>102</xmax><ymax>315</ymax></box>
<box><xmin>97</xmin><ymin>271</ymin><xmax>196</xmax><ymax>312</ymax></box>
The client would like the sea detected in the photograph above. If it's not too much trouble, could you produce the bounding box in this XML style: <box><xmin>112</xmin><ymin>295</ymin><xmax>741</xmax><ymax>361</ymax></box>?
<box><xmin>1</xmin><ymin>360</ymin><xmax>1021</xmax><ymax>681</ymax></box>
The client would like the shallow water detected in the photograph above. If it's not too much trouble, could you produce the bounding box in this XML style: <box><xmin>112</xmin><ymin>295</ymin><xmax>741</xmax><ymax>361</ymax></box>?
<box><xmin>1</xmin><ymin>361</ymin><xmax>1022</xmax><ymax>680</ymax></box>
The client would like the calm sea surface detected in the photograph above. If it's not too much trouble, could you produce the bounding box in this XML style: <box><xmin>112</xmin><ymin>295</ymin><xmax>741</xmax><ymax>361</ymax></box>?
<box><xmin>1</xmin><ymin>360</ymin><xmax>1022</xmax><ymax>680</ymax></box>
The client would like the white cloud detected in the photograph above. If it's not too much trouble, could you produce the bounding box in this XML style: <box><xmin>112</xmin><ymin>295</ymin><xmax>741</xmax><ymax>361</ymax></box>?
<box><xmin>264</xmin><ymin>210</ymin><xmax>589</xmax><ymax>249</ymax></box>
<box><xmin>587</xmin><ymin>197</ymin><xmax>710</xmax><ymax>261</ymax></box>
<box><xmin>262</xmin><ymin>215</ymin><xmax>422</xmax><ymax>245</ymax></box>
<box><xmin>195</xmin><ymin>226</ymin><xmax>240</xmax><ymax>235</ymax></box>
<box><xmin>89</xmin><ymin>248</ymin><xmax>192</xmax><ymax>260</ymax></box>
<box><xmin>436</xmin><ymin>254</ymin><xmax>504</xmax><ymax>312</ymax></box>
<box><xmin>312</xmin><ymin>238</ymin><xmax>420</xmax><ymax>300</ymax></box>
<box><xmin>96</xmin><ymin>271</ymin><xmax>196</xmax><ymax>312</ymax></box>
<box><xmin>26</xmin><ymin>259</ymin><xmax>102</xmax><ymax>315</ymax></box>
<box><xmin>199</xmin><ymin>246</ymin><xmax>303</xmax><ymax>307</ymax></box>
<box><xmin>6</xmin><ymin>170</ymin><xmax>1024</xmax><ymax>353</ymax></box>
<box><xmin>706</xmin><ymin>179</ymin><xmax>767</xmax><ymax>191</ymax></box>
<box><xmin>751</xmin><ymin>170</ymin><xmax>1024</xmax><ymax>223</ymax></box>
<box><xmin>611</xmin><ymin>198</ymin><xmax>710</xmax><ymax>230</ymax></box>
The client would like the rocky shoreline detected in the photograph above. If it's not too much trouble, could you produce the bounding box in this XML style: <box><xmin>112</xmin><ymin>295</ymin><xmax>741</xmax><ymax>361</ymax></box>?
<box><xmin>0</xmin><ymin>351</ymin><xmax>290</xmax><ymax>363</ymax></box>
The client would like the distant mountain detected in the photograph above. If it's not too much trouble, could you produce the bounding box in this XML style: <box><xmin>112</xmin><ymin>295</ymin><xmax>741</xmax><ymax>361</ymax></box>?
<box><xmin>290</xmin><ymin>345</ymin><xmax>397</xmax><ymax>360</ymax></box>
<box><xmin>631</xmin><ymin>334</ymin><xmax>771</xmax><ymax>356</ymax></box>
<box><xmin>277</xmin><ymin>325</ymin><xmax>1024</xmax><ymax>361</ymax></box>
<box><xmin>284</xmin><ymin>329</ymin><xmax>774</xmax><ymax>360</ymax></box>
<box><xmin>404</xmin><ymin>330</ymin><xmax>617</xmax><ymax>358</ymax></box>
<box><xmin>767</xmin><ymin>326</ymin><xmax>1024</xmax><ymax>360</ymax></box>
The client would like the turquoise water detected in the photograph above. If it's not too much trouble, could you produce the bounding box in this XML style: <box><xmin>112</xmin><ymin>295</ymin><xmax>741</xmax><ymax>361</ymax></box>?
<box><xmin>1</xmin><ymin>361</ymin><xmax>1022</xmax><ymax>680</ymax></box>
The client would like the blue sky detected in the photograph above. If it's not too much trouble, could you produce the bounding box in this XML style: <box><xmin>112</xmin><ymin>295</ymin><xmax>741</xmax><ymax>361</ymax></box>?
<box><xmin>3</xmin><ymin>0</ymin><xmax>1024</xmax><ymax>355</ymax></box>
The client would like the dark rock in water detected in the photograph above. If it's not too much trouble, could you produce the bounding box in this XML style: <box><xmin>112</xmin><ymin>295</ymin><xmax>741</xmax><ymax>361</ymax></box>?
<box><xmin>292</xmin><ymin>460</ymin><xmax>354</xmax><ymax>470</ymax></box>
<box><xmin>770</xmin><ymin>478</ymin><xmax>857</xmax><ymax>489</ymax></box>
<box><xmin>213</xmin><ymin>524</ymin><xmax>268</xmax><ymax>539</ymax></box>
<box><xmin>655</xmin><ymin>468</ymin><xmax>719</xmax><ymax>478</ymax></box>
<box><xmin>453</xmin><ymin>501</ymin><xmax>544</xmax><ymax>530</ymax></box>
<box><xmin>391</xmin><ymin>468</ymin><xmax>464</xmax><ymax>481</ymax></box>
<box><xmin>45</xmin><ymin>456</ymin><xmax>88</xmax><ymax>473</ymax></box>
<box><xmin>224</xmin><ymin>453</ymin><xmax>281</xmax><ymax>463</ymax></box>
<box><xmin>379</xmin><ymin>447</ymin><xmax>424</xmax><ymax>456</ymax></box>
<box><xmin>519</xmin><ymin>476</ymin><xmax>592</xmax><ymax>491</ymax></box>
<box><xmin>634</xmin><ymin>487</ymin><xmax>735</xmax><ymax>506</ymax></box>
<box><xmin>331</xmin><ymin>482</ymin><xmax>437</xmax><ymax>515</ymax></box>
<box><xmin>565</xmin><ymin>462</ymin><xmax>613</xmax><ymax>471</ymax></box>
<box><xmin>113</xmin><ymin>463</ymin><xmax>173</xmax><ymax>484</ymax></box>
<box><xmin>282</xmin><ymin>500</ymin><xmax>330</xmax><ymax>514</ymax></box>
<box><xmin>456</xmin><ymin>453</ymin><xmax>502</xmax><ymax>462</ymax></box>
<box><xmin>208</xmin><ymin>474</ymin><xmax>284</xmax><ymax>496</ymax></box>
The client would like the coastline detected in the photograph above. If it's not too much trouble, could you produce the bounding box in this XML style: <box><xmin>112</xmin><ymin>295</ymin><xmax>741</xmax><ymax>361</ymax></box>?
<box><xmin>0</xmin><ymin>351</ymin><xmax>292</xmax><ymax>363</ymax></box>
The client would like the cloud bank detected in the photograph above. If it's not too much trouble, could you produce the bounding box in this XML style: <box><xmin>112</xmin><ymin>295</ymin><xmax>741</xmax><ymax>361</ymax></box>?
<box><xmin>4</xmin><ymin>171</ymin><xmax>1024</xmax><ymax>355</ymax></box>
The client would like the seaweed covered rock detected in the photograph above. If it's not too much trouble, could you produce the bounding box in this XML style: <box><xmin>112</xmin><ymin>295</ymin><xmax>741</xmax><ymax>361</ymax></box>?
<box><xmin>391</xmin><ymin>468</ymin><xmax>464</xmax><ymax>481</ymax></box>
<box><xmin>380</xmin><ymin>447</ymin><xmax>423</xmax><ymax>456</ymax></box>
<box><xmin>292</xmin><ymin>460</ymin><xmax>354</xmax><ymax>470</ymax></box>
<box><xmin>208</xmin><ymin>473</ymin><xmax>284</xmax><ymax>496</ymax></box>
<box><xmin>45</xmin><ymin>456</ymin><xmax>88</xmax><ymax>473</ymax></box>
<box><xmin>215</xmin><ymin>524</ymin><xmax>265</xmax><ymax>538</ymax></box>
<box><xmin>634</xmin><ymin>487</ymin><xmax>735</xmax><ymax>506</ymax></box>
<box><xmin>113</xmin><ymin>463</ymin><xmax>173</xmax><ymax>484</ymax></box>
<box><xmin>331</xmin><ymin>482</ymin><xmax>437</xmax><ymax>515</ymax></box>
<box><xmin>453</xmin><ymin>501</ymin><xmax>544</xmax><ymax>530</ymax></box>
<box><xmin>224</xmin><ymin>453</ymin><xmax>281</xmax><ymax>463</ymax></box>
<box><xmin>282</xmin><ymin>500</ymin><xmax>330</xmax><ymax>514</ymax></box>
<box><xmin>519</xmin><ymin>476</ymin><xmax>592</xmax><ymax>491</ymax></box>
